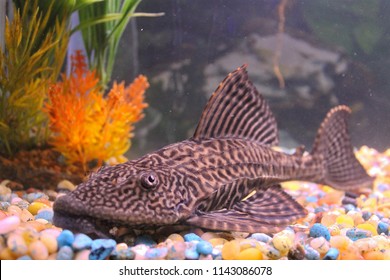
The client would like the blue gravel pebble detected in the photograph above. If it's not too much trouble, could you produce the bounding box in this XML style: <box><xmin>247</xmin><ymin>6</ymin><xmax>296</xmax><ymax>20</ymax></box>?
<box><xmin>25</xmin><ymin>193</ymin><xmax>45</xmax><ymax>203</ymax></box>
<box><xmin>110</xmin><ymin>248</ymin><xmax>135</xmax><ymax>260</ymax></box>
<box><xmin>57</xmin><ymin>230</ymin><xmax>75</xmax><ymax>248</ymax></box>
<box><xmin>306</xmin><ymin>196</ymin><xmax>318</xmax><ymax>203</ymax></box>
<box><xmin>266</xmin><ymin>247</ymin><xmax>281</xmax><ymax>260</ymax></box>
<box><xmin>72</xmin><ymin>233</ymin><xmax>93</xmax><ymax>250</ymax></box>
<box><xmin>323</xmin><ymin>248</ymin><xmax>339</xmax><ymax>260</ymax></box>
<box><xmin>377</xmin><ymin>213</ymin><xmax>384</xmax><ymax>220</ymax></box>
<box><xmin>0</xmin><ymin>194</ymin><xmax>11</xmax><ymax>202</ymax></box>
<box><xmin>212</xmin><ymin>249</ymin><xmax>222</xmax><ymax>260</ymax></box>
<box><xmin>56</xmin><ymin>245</ymin><xmax>74</xmax><ymax>260</ymax></box>
<box><xmin>344</xmin><ymin>204</ymin><xmax>356</xmax><ymax>212</ymax></box>
<box><xmin>377</xmin><ymin>222</ymin><xmax>389</xmax><ymax>235</ymax></box>
<box><xmin>362</xmin><ymin>211</ymin><xmax>372</xmax><ymax>221</ymax></box>
<box><xmin>15</xmin><ymin>200</ymin><xmax>29</xmax><ymax>209</ymax></box>
<box><xmin>134</xmin><ymin>235</ymin><xmax>156</xmax><ymax>247</ymax></box>
<box><xmin>314</xmin><ymin>207</ymin><xmax>326</xmax><ymax>213</ymax></box>
<box><xmin>17</xmin><ymin>255</ymin><xmax>32</xmax><ymax>260</ymax></box>
<box><xmin>284</xmin><ymin>226</ymin><xmax>295</xmax><ymax>233</ymax></box>
<box><xmin>377</xmin><ymin>183</ymin><xmax>389</xmax><ymax>192</ymax></box>
<box><xmin>346</xmin><ymin>228</ymin><xmax>370</xmax><ymax>241</ymax></box>
<box><xmin>309</xmin><ymin>223</ymin><xmax>330</xmax><ymax>241</ymax></box>
<box><xmin>35</xmin><ymin>210</ymin><xmax>54</xmax><ymax>222</ymax></box>
<box><xmin>196</xmin><ymin>241</ymin><xmax>213</xmax><ymax>255</ymax></box>
<box><xmin>184</xmin><ymin>233</ymin><xmax>202</xmax><ymax>242</ymax></box>
<box><xmin>89</xmin><ymin>239</ymin><xmax>117</xmax><ymax>260</ymax></box>
<box><xmin>185</xmin><ymin>249</ymin><xmax>200</xmax><ymax>260</ymax></box>
<box><xmin>304</xmin><ymin>245</ymin><xmax>320</xmax><ymax>260</ymax></box>
<box><xmin>145</xmin><ymin>247</ymin><xmax>168</xmax><ymax>259</ymax></box>
<box><xmin>250</xmin><ymin>233</ymin><xmax>272</xmax><ymax>243</ymax></box>
<box><xmin>0</xmin><ymin>201</ymin><xmax>10</xmax><ymax>210</ymax></box>
<box><xmin>25</xmin><ymin>193</ymin><xmax>37</xmax><ymax>203</ymax></box>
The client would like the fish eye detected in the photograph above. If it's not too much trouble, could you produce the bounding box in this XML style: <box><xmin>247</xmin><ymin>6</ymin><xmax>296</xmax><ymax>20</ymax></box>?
<box><xmin>139</xmin><ymin>172</ymin><xmax>159</xmax><ymax>190</ymax></box>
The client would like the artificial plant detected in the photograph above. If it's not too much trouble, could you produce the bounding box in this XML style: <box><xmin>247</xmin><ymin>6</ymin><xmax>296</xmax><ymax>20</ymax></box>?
<box><xmin>0</xmin><ymin>0</ymin><xmax>69</xmax><ymax>156</ymax></box>
<box><xmin>45</xmin><ymin>51</ymin><xmax>149</xmax><ymax>170</ymax></box>
<box><xmin>77</xmin><ymin>0</ymin><xmax>164</xmax><ymax>88</ymax></box>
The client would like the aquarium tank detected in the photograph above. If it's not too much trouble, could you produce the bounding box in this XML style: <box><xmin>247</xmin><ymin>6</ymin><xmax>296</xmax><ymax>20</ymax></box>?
<box><xmin>0</xmin><ymin>0</ymin><xmax>389</xmax><ymax>261</ymax></box>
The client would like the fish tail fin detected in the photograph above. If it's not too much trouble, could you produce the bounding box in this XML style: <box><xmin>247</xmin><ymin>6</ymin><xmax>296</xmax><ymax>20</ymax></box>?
<box><xmin>311</xmin><ymin>105</ymin><xmax>374</xmax><ymax>190</ymax></box>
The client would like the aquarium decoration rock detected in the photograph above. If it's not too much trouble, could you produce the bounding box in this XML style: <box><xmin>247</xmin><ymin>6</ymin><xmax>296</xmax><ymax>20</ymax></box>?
<box><xmin>202</xmin><ymin>33</ymin><xmax>347</xmax><ymax>107</ymax></box>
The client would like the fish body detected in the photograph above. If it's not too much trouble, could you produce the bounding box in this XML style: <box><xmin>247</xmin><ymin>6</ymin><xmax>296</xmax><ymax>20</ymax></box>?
<box><xmin>53</xmin><ymin>65</ymin><xmax>373</xmax><ymax>238</ymax></box>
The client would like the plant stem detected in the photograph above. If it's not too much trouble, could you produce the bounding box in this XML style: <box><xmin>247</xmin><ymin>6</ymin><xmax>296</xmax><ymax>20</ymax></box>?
<box><xmin>0</xmin><ymin>0</ymin><xmax>5</xmax><ymax>53</ymax></box>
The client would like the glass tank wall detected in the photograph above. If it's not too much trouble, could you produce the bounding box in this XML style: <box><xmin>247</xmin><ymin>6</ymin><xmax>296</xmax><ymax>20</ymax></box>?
<box><xmin>111</xmin><ymin>0</ymin><xmax>390</xmax><ymax>157</ymax></box>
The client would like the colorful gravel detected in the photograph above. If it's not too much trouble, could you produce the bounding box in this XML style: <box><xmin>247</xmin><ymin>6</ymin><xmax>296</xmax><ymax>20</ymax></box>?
<box><xmin>0</xmin><ymin>146</ymin><xmax>389</xmax><ymax>260</ymax></box>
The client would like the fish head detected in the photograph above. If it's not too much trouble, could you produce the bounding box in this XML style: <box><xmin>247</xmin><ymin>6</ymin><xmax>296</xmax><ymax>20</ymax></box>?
<box><xmin>53</xmin><ymin>161</ymin><xmax>187</xmax><ymax>238</ymax></box>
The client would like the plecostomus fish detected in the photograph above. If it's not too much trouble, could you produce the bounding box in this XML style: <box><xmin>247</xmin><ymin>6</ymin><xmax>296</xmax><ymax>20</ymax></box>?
<box><xmin>53</xmin><ymin>65</ymin><xmax>373</xmax><ymax>238</ymax></box>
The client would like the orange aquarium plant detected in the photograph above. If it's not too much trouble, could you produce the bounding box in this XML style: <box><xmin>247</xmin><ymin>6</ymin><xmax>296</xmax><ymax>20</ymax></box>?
<box><xmin>45</xmin><ymin>50</ymin><xmax>149</xmax><ymax>170</ymax></box>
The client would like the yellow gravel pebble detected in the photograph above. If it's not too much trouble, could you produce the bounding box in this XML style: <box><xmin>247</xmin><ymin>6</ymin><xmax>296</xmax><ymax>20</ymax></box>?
<box><xmin>336</xmin><ymin>214</ymin><xmax>354</xmax><ymax>228</ymax></box>
<box><xmin>221</xmin><ymin>240</ymin><xmax>240</xmax><ymax>260</ymax></box>
<box><xmin>357</xmin><ymin>223</ymin><xmax>378</xmax><ymax>235</ymax></box>
<box><xmin>209</xmin><ymin>238</ymin><xmax>227</xmax><ymax>247</ymax></box>
<box><xmin>167</xmin><ymin>233</ymin><xmax>184</xmax><ymax>243</ymax></box>
<box><xmin>272</xmin><ymin>231</ymin><xmax>294</xmax><ymax>255</ymax></box>
<box><xmin>40</xmin><ymin>233</ymin><xmax>58</xmax><ymax>254</ymax></box>
<box><xmin>29</xmin><ymin>240</ymin><xmax>49</xmax><ymax>260</ymax></box>
<box><xmin>329</xmin><ymin>235</ymin><xmax>351</xmax><ymax>250</ymax></box>
<box><xmin>28</xmin><ymin>202</ymin><xmax>49</xmax><ymax>215</ymax></box>
<box><xmin>237</xmin><ymin>248</ymin><xmax>263</xmax><ymax>260</ymax></box>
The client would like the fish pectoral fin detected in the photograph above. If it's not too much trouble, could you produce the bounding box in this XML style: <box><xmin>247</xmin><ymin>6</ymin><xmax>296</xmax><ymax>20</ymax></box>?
<box><xmin>186</xmin><ymin>185</ymin><xmax>307</xmax><ymax>234</ymax></box>
<box><xmin>237</xmin><ymin>184</ymin><xmax>307</xmax><ymax>218</ymax></box>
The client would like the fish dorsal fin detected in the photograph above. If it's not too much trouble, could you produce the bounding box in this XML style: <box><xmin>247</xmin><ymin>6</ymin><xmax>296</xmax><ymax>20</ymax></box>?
<box><xmin>193</xmin><ymin>65</ymin><xmax>279</xmax><ymax>146</ymax></box>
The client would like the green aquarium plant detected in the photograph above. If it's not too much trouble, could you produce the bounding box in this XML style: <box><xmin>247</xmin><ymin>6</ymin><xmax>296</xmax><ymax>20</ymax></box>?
<box><xmin>0</xmin><ymin>0</ymin><xmax>152</xmax><ymax>156</ymax></box>
<box><xmin>0</xmin><ymin>0</ymin><xmax>5</xmax><ymax>53</ymax></box>
<box><xmin>0</xmin><ymin>0</ymin><xmax>69</xmax><ymax>156</ymax></box>
<box><xmin>12</xmin><ymin>0</ymin><xmax>128</xmax><ymax>46</ymax></box>
<box><xmin>0</xmin><ymin>0</ymin><xmax>106</xmax><ymax>156</ymax></box>
<box><xmin>77</xmin><ymin>0</ymin><xmax>164</xmax><ymax>88</ymax></box>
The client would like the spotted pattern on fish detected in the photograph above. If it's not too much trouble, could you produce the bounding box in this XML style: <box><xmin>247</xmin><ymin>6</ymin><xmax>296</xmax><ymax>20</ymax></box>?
<box><xmin>53</xmin><ymin>65</ymin><xmax>374</xmax><ymax>238</ymax></box>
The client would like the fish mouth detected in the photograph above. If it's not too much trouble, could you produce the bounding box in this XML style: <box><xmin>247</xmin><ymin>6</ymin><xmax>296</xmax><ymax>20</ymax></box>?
<box><xmin>53</xmin><ymin>209</ymin><xmax>115</xmax><ymax>239</ymax></box>
<box><xmin>53</xmin><ymin>195</ymin><xmax>117</xmax><ymax>239</ymax></box>
<box><xmin>53</xmin><ymin>194</ymin><xmax>170</xmax><ymax>239</ymax></box>
<box><xmin>53</xmin><ymin>209</ymin><xmax>182</xmax><ymax>239</ymax></box>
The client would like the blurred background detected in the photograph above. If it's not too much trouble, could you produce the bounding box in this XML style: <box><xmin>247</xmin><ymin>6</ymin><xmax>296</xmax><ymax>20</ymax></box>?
<box><xmin>110</xmin><ymin>0</ymin><xmax>390</xmax><ymax>158</ymax></box>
